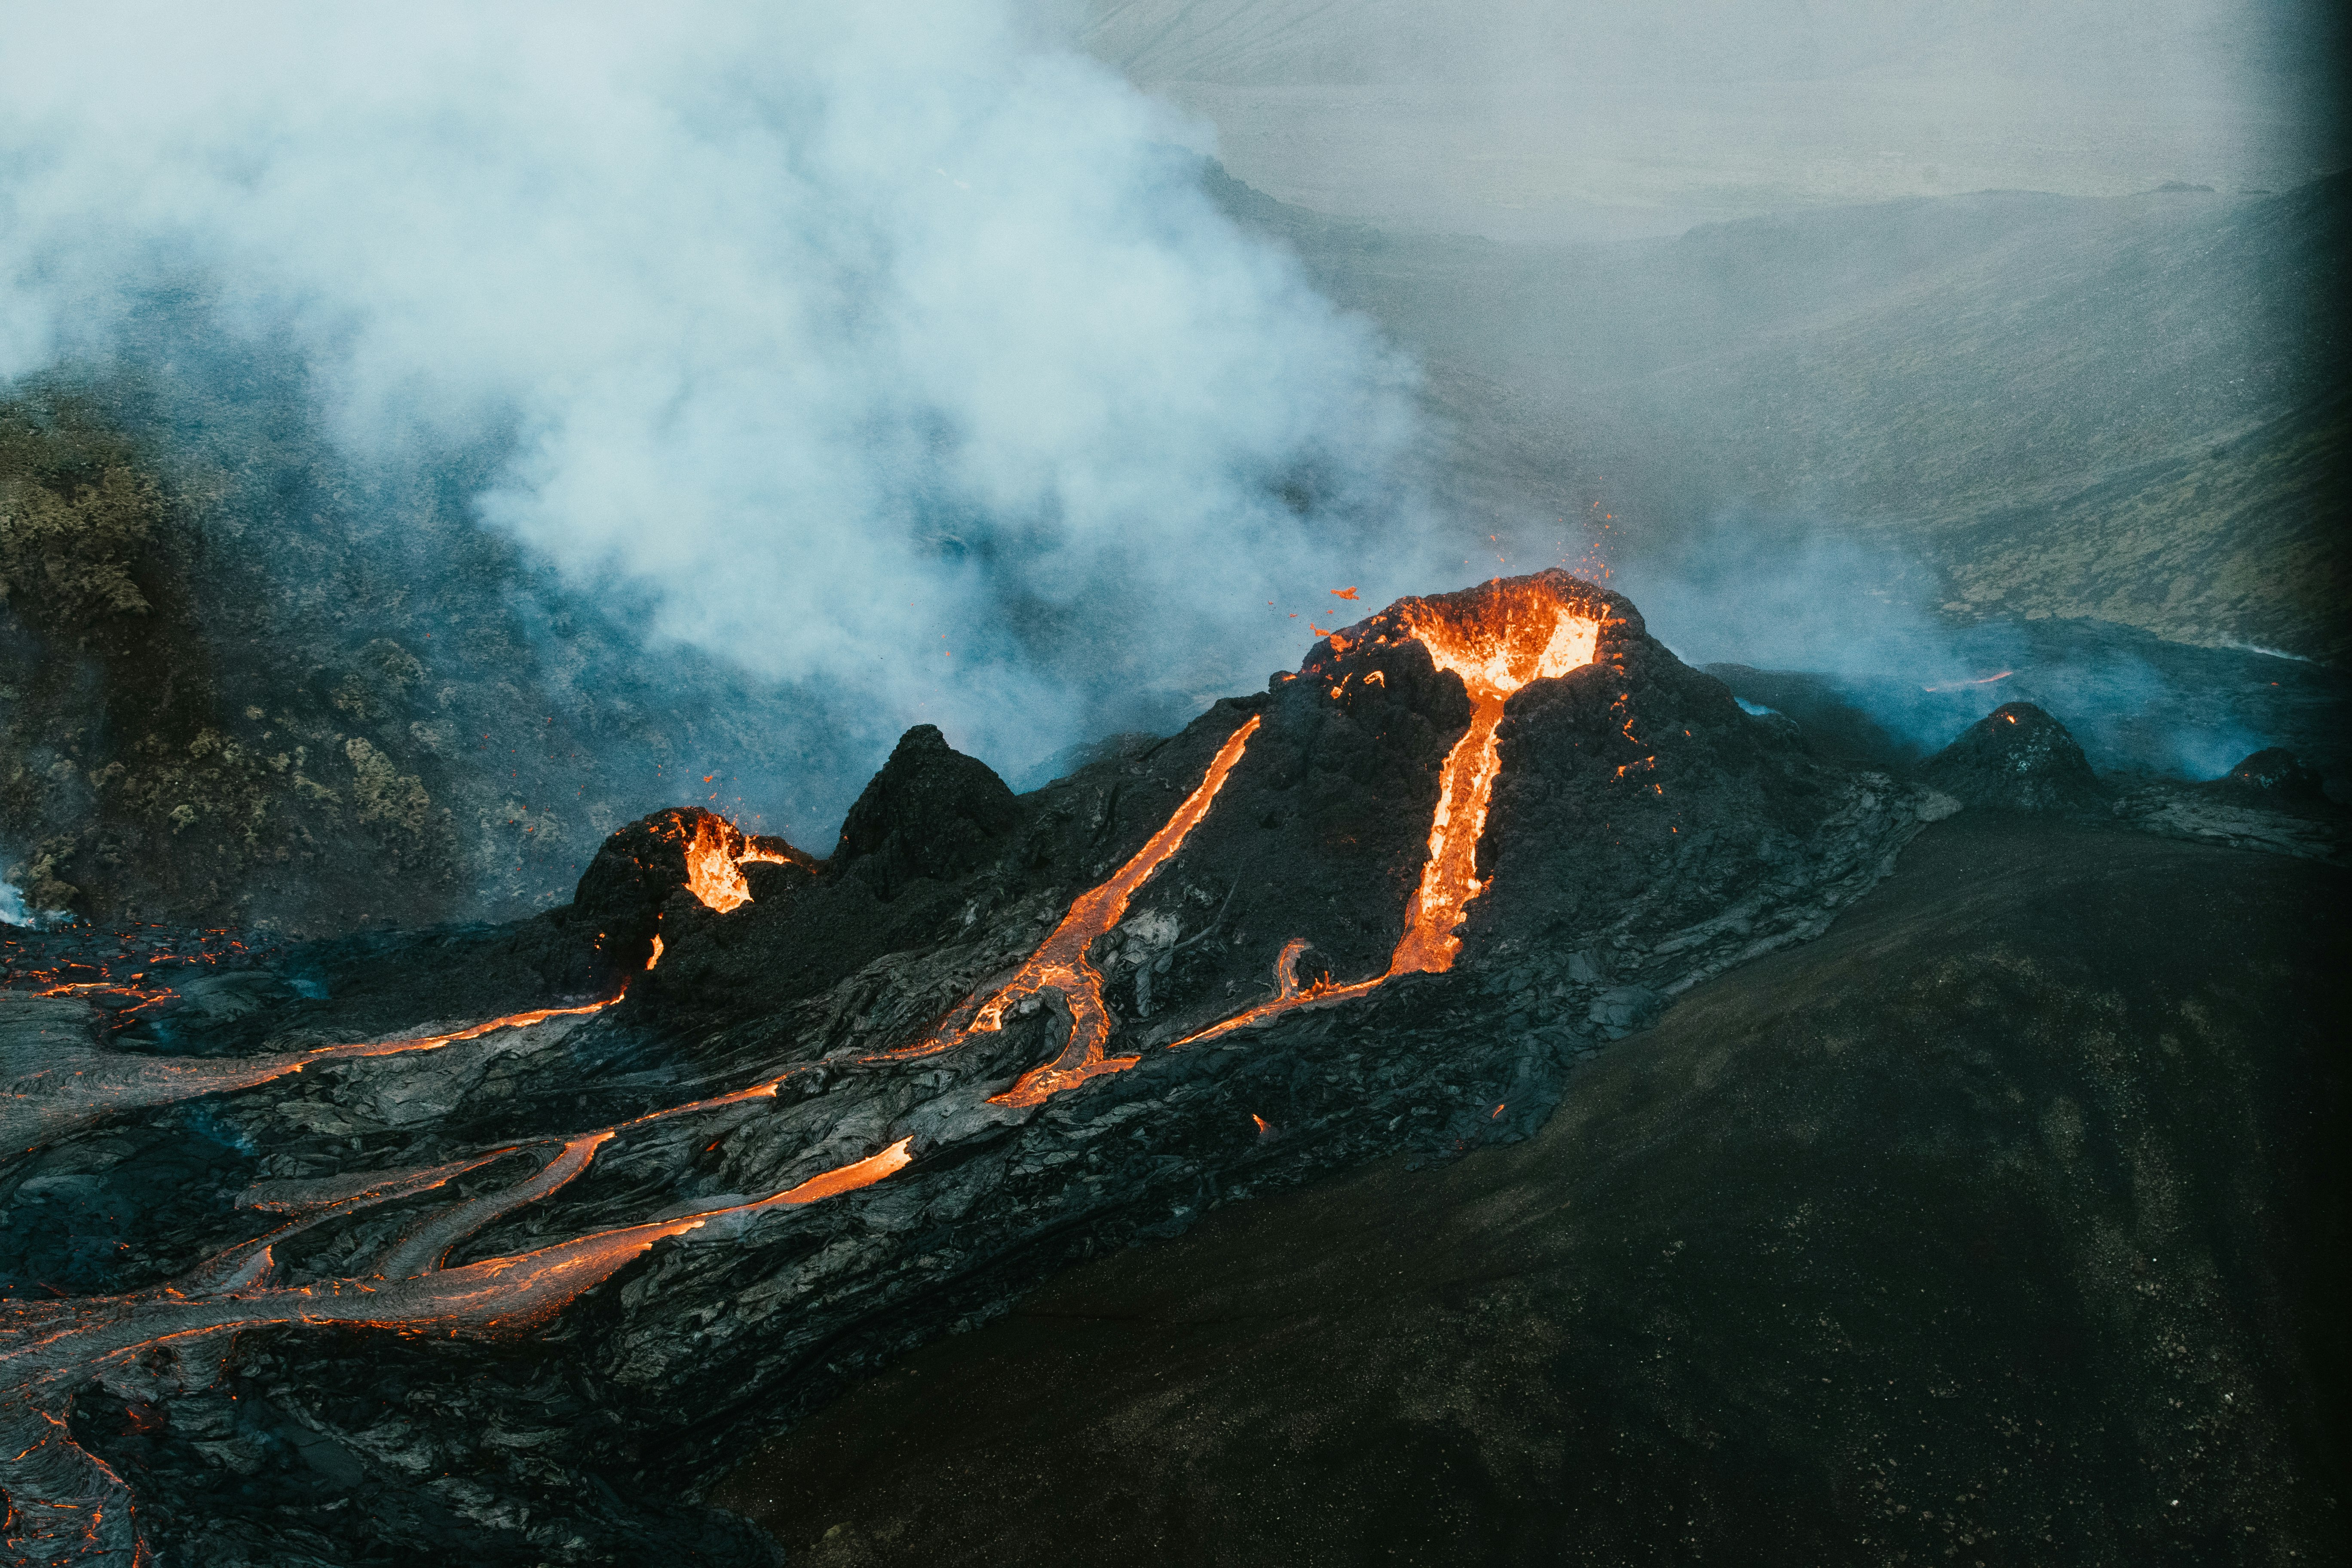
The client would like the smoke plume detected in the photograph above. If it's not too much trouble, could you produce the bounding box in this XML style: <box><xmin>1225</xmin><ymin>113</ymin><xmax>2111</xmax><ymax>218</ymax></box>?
<box><xmin>0</xmin><ymin>2</ymin><xmax>1436</xmax><ymax>801</ymax></box>
<box><xmin>1618</xmin><ymin>519</ymin><xmax>2303</xmax><ymax>781</ymax></box>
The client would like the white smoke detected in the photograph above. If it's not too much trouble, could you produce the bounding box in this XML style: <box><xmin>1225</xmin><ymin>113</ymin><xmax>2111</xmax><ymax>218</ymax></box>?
<box><xmin>0</xmin><ymin>2</ymin><xmax>1436</xmax><ymax>778</ymax></box>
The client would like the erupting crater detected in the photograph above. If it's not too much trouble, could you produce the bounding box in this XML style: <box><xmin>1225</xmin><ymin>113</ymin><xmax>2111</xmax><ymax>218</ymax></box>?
<box><xmin>1178</xmin><ymin>574</ymin><xmax>1612</xmax><ymax>1044</ymax></box>
<box><xmin>875</xmin><ymin>570</ymin><xmax>1621</xmax><ymax>1090</ymax></box>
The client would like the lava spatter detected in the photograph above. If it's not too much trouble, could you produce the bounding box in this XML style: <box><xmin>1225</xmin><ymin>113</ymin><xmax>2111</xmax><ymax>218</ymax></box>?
<box><xmin>873</xmin><ymin>715</ymin><xmax>1262</xmax><ymax>1106</ymax></box>
<box><xmin>680</xmin><ymin>813</ymin><xmax>810</xmax><ymax>914</ymax></box>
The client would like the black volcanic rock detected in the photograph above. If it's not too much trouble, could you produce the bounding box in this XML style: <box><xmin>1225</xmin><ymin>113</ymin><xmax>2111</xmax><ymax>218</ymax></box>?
<box><xmin>834</xmin><ymin>725</ymin><xmax>1020</xmax><ymax>898</ymax></box>
<box><xmin>1919</xmin><ymin>701</ymin><xmax>2104</xmax><ymax>812</ymax></box>
<box><xmin>2218</xmin><ymin>746</ymin><xmax>2328</xmax><ymax>805</ymax></box>
<box><xmin>0</xmin><ymin>572</ymin><xmax>1959</xmax><ymax>1568</ymax></box>
<box><xmin>715</xmin><ymin>816</ymin><xmax>2351</xmax><ymax>1568</ymax></box>
<box><xmin>2106</xmin><ymin>746</ymin><xmax>2349</xmax><ymax>865</ymax></box>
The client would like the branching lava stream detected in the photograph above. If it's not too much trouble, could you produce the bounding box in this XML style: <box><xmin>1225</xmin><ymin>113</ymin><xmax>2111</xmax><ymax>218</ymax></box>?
<box><xmin>2</xmin><ymin>573</ymin><xmax>1620</xmax><ymax>1562</ymax></box>
<box><xmin>3</xmin><ymin>820</ymin><xmax>910</xmax><ymax>1565</ymax></box>
<box><xmin>1174</xmin><ymin>581</ymin><xmax>1601</xmax><ymax>1046</ymax></box>
<box><xmin>872</xmin><ymin>715</ymin><xmax>1262</xmax><ymax>1106</ymax></box>
<box><xmin>865</xmin><ymin>575</ymin><xmax>1611</xmax><ymax>1096</ymax></box>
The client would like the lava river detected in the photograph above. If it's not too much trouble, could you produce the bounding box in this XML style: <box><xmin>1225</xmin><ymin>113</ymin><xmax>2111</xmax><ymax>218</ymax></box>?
<box><xmin>875</xmin><ymin>572</ymin><xmax>1617</xmax><ymax>1078</ymax></box>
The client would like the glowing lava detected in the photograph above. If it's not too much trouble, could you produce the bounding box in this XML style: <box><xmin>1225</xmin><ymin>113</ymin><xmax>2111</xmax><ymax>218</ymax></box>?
<box><xmin>5</xmin><ymin>997</ymin><xmax>624</xmax><ymax>1157</ymax></box>
<box><xmin>1178</xmin><ymin>578</ymin><xmax>1603</xmax><ymax>1047</ymax></box>
<box><xmin>873</xmin><ymin>715</ymin><xmax>1261</xmax><ymax>1106</ymax></box>
<box><xmin>3</xmin><ymin>809</ymin><xmax>885</xmax><ymax>1562</ymax></box>
<box><xmin>680</xmin><ymin>814</ymin><xmax>807</xmax><ymax>914</ymax></box>
<box><xmin>1</xmin><ymin>1045</ymin><xmax>912</xmax><ymax>1564</ymax></box>
<box><xmin>1387</xmin><ymin>585</ymin><xmax>1599</xmax><ymax>973</ymax></box>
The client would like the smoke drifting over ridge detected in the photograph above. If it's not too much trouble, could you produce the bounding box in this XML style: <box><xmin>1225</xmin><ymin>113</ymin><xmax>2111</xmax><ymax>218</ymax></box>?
<box><xmin>0</xmin><ymin>3</ymin><xmax>1436</xmax><ymax>798</ymax></box>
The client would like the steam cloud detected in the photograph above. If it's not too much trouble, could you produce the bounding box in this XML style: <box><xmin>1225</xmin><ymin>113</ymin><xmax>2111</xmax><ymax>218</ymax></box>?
<box><xmin>1619</xmin><ymin>521</ymin><xmax>2290</xmax><ymax>780</ymax></box>
<box><xmin>0</xmin><ymin>3</ymin><xmax>1436</xmax><ymax>787</ymax></box>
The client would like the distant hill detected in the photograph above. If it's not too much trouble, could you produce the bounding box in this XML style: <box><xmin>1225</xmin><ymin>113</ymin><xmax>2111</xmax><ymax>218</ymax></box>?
<box><xmin>1207</xmin><ymin>165</ymin><xmax>2349</xmax><ymax>660</ymax></box>
<box><xmin>1086</xmin><ymin>1</ymin><xmax>2340</xmax><ymax>240</ymax></box>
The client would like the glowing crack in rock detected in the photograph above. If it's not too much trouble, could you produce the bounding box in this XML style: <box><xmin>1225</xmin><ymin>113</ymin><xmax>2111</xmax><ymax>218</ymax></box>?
<box><xmin>871</xmin><ymin>715</ymin><xmax>1262</xmax><ymax>1106</ymax></box>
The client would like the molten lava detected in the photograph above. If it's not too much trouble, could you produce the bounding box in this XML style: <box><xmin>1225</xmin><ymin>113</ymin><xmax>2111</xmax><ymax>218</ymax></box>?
<box><xmin>675</xmin><ymin>812</ymin><xmax>810</xmax><ymax>914</ymax></box>
<box><xmin>1388</xmin><ymin>586</ymin><xmax>1599</xmax><ymax>973</ymax></box>
<box><xmin>682</xmin><ymin>815</ymin><xmax>752</xmax><ymax>911</ymax></box>
<box><xmin>873</xmin><ymin>715</ymin><xmax>1261</xmax><ymax>1106</ymax></box>
<box><xmin>1176</xmin><ymin>578</ymin><xmax>1603</xmax><ymax>1047</ymax></box>
<box><xmin>1921</xmin><ymin>670</ymin><xmax>2016</xmax><ymax>693</ymax></box>
<box><xmin>862</xmin><ymin>576</ymin><xmax>1612</xmax><ymax>1091</ymax></box>
<box><xmin>2</xmin><ymin>1034</ymin><xmax>912</xmax><ymax>1562</ymax></box>
<box><xmin>5</xmin><ymin>997</ymin><xmax>625</xmax><ymax>1158</ymax></box>
<box><xmin>2</xmin><ymin>805</ymin><xmax>885</xmax><ymax>1562</ymax></box>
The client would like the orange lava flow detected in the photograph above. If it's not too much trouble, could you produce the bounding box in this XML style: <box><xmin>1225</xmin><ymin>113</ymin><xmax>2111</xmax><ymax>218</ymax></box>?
<box><xmin>306</xmin><ymin>998</ymin><xmax>619</xmax><ymax>1066</ymax></box>
<box><xmin>679</xmin><ymin>813</ymin><xmax>809</xmax><ymax>914</ymax></box>
<box><xmin>6</xmin><ymin>996</ymin><xmax>626</xmax><ymax>1159</ymax></box>
<box><xmin>3</xmin><ymin>1065</ymin><xmax>913</xmax><ymax>1562</ymax></box>
<box><xmin>1179</xmin><ymin>586</ymin><xmax>1600</xmax><ymax>1048</ymax></box>
<box><xmin>683</xmin><ymin>815</ymin><xmax>755</xmax><ymax>913</ymax></box>
<box><xmin>873</xmin><ymin>716</ymin><xmax>1262</xmax><ymax>1106</ymax></box>
<box><xmin>769</xmin><ymin>1136</ymin><xmax>915</xmax><ymax>1203</ymax></box>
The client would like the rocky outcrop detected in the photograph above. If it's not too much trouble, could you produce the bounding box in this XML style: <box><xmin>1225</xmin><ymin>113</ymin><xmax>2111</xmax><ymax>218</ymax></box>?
<box><xmin>2111</xmin><ymin>746</ymin><xmax>2349</xmax><ymax>866</ymax></box>
<box><xmin>1920</xmin><ymin>701</ymin><xmax>2104</xmax><ymax>813</ymax></box>
<box><xmin>2218</xmin><ymin>746</ymin><xmax>2329</xmax><ymax>805</ymax></box>
<box><xmin>833</xmin><ymin>725</ymin><xmax>1020</xmax><ymax>898</ymax></box>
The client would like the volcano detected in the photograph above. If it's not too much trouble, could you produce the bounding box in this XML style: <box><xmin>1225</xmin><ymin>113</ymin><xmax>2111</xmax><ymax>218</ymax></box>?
<box><xmin>8</xmin><ymin>568</ymin><xmax>2333</xmax><ymax>1564</ymax></box>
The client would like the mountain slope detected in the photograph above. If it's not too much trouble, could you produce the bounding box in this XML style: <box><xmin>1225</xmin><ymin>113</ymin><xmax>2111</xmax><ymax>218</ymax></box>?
<box><xmin>716</xmin><ymin>814</ymin><xmax>2351</xmax><ymax>1565</ymax></box>
<box><xmin>1208</xmin><ymin>166</ymin><xmax>2350</xmax><ymax>659</ymax></box>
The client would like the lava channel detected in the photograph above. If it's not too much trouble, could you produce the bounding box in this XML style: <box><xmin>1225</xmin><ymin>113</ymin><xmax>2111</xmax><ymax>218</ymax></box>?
<box><xmin>872</xmin><ymin>714</ymin><xmax>1261</xmax><ymax>1106</ymax></box>
<box><xmin>1176</xmin><ymin>577</ymin><xmax>1604</xmax><ymax>1047</ymax></box>
<box><xmin>1</xmin><ymin>1052</ymin><xmax>911</xmax><ymax>1565</ymax></box>
<box><xmin>4</xmin><ymin>998</ymin><xmax>622</xmax><ymax>1157</ymax></box>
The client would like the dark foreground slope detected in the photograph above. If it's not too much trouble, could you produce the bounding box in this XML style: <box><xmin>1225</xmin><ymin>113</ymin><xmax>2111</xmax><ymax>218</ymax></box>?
<box><xmin>715</xmin><ymin>815</ymin><xmax>2350</xmax><ymax>1566</ymax></box>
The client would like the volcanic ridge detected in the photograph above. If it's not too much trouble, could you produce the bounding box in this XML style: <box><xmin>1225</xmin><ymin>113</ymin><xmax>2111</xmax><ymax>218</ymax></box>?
<box><xmin>3</xmin><ymin>568</ymin><xmax>2329</xmax><ymax>1564</ymax></box>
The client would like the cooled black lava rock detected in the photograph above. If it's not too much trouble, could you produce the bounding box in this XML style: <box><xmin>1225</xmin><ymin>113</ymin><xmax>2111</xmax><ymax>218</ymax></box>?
<box><xmin>714</xmin><ymin>816</ymin><xmax>2351</xmax><ymax>1568</ymax></box>
<box><xmin>1919</xmin><ymin>701</ymin><xmax>2104</xmax><ymax>812</ymax></box>
<box><xmin>2217</xmin><ymin>747</ymin><xmax>2328</xmax><ymax>805</ymax></box>
<box><xmin>2</xmin><ymin>572</ymin><xmax>1955</xmax><ymax>1568</ymax></box>
<box><xmin>834</xmin><ymin>725</ymin><xmax>1020</xmax><ymax>898</ymax></box>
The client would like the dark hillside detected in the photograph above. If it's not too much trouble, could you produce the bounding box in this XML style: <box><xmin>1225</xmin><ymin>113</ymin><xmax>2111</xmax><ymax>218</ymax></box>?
<box><xmin>716</xmin><ymin>815</ymin><xmax>2350</xmax><ymax>1566</ymax></box>
<box><xmin>0</xmin><ymin>328</ymin><xmax>842</xmax><ymax>933</ymax></box>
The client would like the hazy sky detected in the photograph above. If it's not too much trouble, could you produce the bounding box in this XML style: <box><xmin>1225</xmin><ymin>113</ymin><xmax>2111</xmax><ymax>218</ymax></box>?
<box><xmin>1083</xmin><ymin>0</ymin><xmax>2347</xmax><ymax>239</ymax></box>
